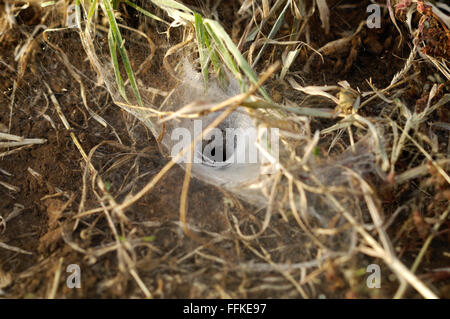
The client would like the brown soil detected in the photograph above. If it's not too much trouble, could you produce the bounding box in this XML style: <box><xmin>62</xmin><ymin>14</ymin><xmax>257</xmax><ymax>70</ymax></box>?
<box><xmin>0</xmin><ymin>0</ymin><xmax>449</xmax><ymax>298</ymax></box>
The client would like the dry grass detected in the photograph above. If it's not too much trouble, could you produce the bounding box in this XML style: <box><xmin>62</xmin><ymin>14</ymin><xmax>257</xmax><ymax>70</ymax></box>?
<box><xmin>0</xmin><ymin>0</ymin><xmax>449</xmax><ymax>299</ymax></box>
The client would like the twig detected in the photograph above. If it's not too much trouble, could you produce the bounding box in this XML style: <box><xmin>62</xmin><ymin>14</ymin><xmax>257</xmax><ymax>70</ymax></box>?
<box><xmin>48</xmin><ymin>257</ymin><xmax>63</xmax><ymax>299</ymax></box>
<box><xmin>394</xmin><ymin>206</ymin><xmax>450</xmax><ymax>298</ymax></box>
<box><xmin>0</xmin><ymin>241</ymin><xmax>32</xmax><ymax>255</ymax></box>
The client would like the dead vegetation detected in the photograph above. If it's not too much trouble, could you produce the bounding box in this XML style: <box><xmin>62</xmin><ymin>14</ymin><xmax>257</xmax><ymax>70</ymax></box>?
<box><xmin>0</xmin><ymin>0</ymin><xmax>449</xmax><ymax>299</ymax></box>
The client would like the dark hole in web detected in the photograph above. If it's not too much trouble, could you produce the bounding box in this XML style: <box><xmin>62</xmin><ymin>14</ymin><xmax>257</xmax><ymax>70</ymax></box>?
<box><xmin>210</xmin><ymin>146</ymin><xmax>228</xmax><ymax>162</ymax></box>
<box><xmin>201</xmin><ymin>134</ymin><xmax>236</xmax><ymax>166</ymax></box>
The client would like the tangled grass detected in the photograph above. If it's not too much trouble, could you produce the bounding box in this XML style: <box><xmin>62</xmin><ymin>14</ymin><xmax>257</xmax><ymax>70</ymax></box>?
<box><xmin>0</xmin><ymin>0</ymin><xmax>449</xmax><ymax>299</ymax></box>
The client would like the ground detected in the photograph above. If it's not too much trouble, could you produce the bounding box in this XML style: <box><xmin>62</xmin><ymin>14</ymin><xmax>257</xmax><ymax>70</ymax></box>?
<box><xmin>0</xmin><ymin>0</ymin><xmax>449</xmax><ymax>298</ymax></box>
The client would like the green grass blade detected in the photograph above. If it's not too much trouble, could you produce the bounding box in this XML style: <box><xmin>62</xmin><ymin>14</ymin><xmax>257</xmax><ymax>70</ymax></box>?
<box><xmin>108</xmin><ymin>29</ymin><xmax>128</xmax><ymax>102</ymax></box>
<box><xmin>123</xmin><ymin>0</ymin><xmax>169</xmax><ymax>25</ymax></box>
<box><xmin>205</xmin><ymin>19</ymin><xmax>270</xmax><ymax>100</ymax></box>
<box><xmin>194</xmin><ymin>13</ymin><xmax>209</xmax><ymax>88</ymax></box>
<box><xmin>87</xmin><ymin>0</ymin><xmax>98</xmax><ymax>20</ymax></box>
<box><xmin>204</xmin><ymin>22</ymin><xmax>241</xmax><ymax>83</ymax></box>
<box><xmin>242</xmin><ymin>100</ymin><xmax>335</xmax><ymax>118</ymax></box>
<box><xmin>245</xmin><ymin>0</ymin><xmax>286</xmax><ymax>43</ymax></box>
<box><xmin>103</xmin><ymin>0</ymin><xmax>143</xmax><ymax>106</ymax></box>
<box><xmin>252</xmin><ymin>0</ymin><xmax>289</xmax><ymax>68</ymax></box>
